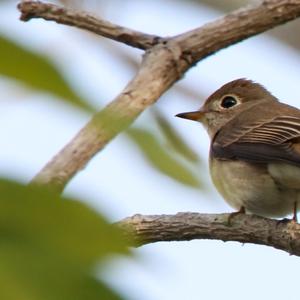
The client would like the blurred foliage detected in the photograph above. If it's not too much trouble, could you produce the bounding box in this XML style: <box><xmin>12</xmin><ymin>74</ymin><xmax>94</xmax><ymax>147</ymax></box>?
<box><xmin>3</xmin><ymin>0</ymin><xmax>300</xmax><ymax>299</ymax></box>
<box><xmin>1</xmin><ymin>1</ymin><xmax>204</xmax><ymax>297</ymax></box>
<box><xmin>0</xmin><ymin>179</ymin><xmax>129</xmax><ymax>300</ymax></box>
<box><xmin>127</xmin><ymin>128</ymin><xmax>200</xmax><ymax>188</ymax></box>
<box><xmin>1</xmin><ymin>1</ymin><xmax>299</xmax><ymax>299</ymax></box>
<box><xmin>0</xmin><ymin>31</ymin><xmax>201</xmax><ymax>191</ymax></box>
<box><xmin>152</xmin><ymin>108</ymin><xmax>199</xmax><ymax>163</ymax></box>
<box><xmin>0</xmin><ymin>35</ymin><xmax>94</xmax><ymax>112</ymax></box>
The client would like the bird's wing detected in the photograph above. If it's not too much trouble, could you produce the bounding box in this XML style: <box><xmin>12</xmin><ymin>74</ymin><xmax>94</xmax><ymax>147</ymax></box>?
<box><xmin>212</xmin><ymin>115</ymin><xmax>300</xmax><ymax>165</ymax></box>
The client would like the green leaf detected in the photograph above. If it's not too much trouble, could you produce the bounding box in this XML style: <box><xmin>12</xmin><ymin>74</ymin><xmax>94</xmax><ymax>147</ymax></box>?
<box><xmin>0</xmin><ymin>179</ymin><xmax>128</xmax><ymax>266</ymax></box>
<box><xmin>0</xmin><ymin>179</ymin><xmax>129</xmax><ymax>300</ymax></box>
<box><xmin>153</xmin><ymin>108</ymin><xmax>200</xmax><ymax>163</ymax></box>
<box><xmin>127</xmin><ymin>128</ymin><xmax>200</xmax><ymax>188</ymax></box>
<box><xmin>0</xmin><ymin>35</ymin><xmax>94</xmax><ymax>112</ymax></box>
<box><xmin>0</xmin><ymin>246</ymin><xmax>123</xmax><ymax>300</ymax></box>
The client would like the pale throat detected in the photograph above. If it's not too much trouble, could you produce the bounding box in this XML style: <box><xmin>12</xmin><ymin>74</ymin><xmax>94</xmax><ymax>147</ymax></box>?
<box><xmin>201</xmin><ymin>113</ymin><xmax>228</xmax><ymax>138</ymax></box>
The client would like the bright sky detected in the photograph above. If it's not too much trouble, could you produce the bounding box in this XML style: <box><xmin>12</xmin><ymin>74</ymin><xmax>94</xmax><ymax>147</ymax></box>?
<box><xmin>1</xmin><ymin>1</ymin><xmax>300</xmax><ymax>300</ymax></box>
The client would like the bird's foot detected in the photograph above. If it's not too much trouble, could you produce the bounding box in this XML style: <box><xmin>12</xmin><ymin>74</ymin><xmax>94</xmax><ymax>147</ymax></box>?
<box><xmin>227</xmin><ymin>206</ymin><xmax>245</xmax><ymax>226</ymax></box>
<box><xmin>292</xmin><ymin>201</ymin><xmax>298</xmax><ymax>223</ymax></box>
<box><xmin>277</xmin><ymin>202</ymin><xmax>298</xmax><ymax>226</ymax></box>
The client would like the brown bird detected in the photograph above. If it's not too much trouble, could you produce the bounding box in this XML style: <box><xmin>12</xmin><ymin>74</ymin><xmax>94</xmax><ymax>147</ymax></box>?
<box><xmin>177</xmin><ymin>79</ymin><xmax>300</xmax><ymax>220</ymax></box>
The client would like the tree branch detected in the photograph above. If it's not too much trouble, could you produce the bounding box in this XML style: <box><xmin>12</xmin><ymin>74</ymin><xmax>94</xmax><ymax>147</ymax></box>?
<box><xmin>176</xmin><ymin>0</ymin><xmax>300</xmax><ymax>63</ymax></box>
<box><xmin>117</xmin><ymin>212</ymin><xmax>300</xmax><ymax>256</ymax></box>
<box><xmin>29</xmin><ymin>43</ymin><xmax>183</xmax><ymax>191</ymax></box>
<box><xmin>17</xmin><ymin>0</ymin><xmax>300</xmax><ymax>192</ymax></box>
<box><xmin>17</xmin><ymin>1</ymin><xmax>162</xmax><ymax>50</ymax></box>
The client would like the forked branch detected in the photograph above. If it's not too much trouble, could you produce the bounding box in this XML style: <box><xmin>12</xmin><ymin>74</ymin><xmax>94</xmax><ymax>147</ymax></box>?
<box><xmin>17</xmin><ymin>0</ymin><xmax>300</xmax><ymax>253</ymax></box>
<box><xmin>17</xmin><ymin>0</ymin><xmax>300</xmax><ymax>192</ymax></box>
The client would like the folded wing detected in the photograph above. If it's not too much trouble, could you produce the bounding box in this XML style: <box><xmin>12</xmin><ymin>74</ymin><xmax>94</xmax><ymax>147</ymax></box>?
<box><xmin>212</xmin><ymin>116</ymin><xmax>300</xmax><ymax>166</ymax></box>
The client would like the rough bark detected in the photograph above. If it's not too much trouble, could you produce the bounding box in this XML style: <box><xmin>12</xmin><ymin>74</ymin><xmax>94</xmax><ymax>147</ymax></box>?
<box><xmin>18</xmin><ymin>1</ymin><xmax>161</xmax><ymax>49</ymax></box>
<box><xmin>17</xmin><ymin>1</ymin><xmax>300</xmax><ymax>253</ymax></box>
<box><xmin>18</xmin><ymin>0</ymin><xmax>300</xmax><ymax>192</ymax></box>
<box><xmin>118</xmin><ymin>212</ymin><xmax>300</xmax><ymax>256</ymax></box>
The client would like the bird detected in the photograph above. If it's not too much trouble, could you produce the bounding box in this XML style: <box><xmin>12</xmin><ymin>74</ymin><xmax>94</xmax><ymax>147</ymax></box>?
<box><xmin>176</xmin><ymin>78</ymin><xmax>300</xmax><ymax>221</ymax></box>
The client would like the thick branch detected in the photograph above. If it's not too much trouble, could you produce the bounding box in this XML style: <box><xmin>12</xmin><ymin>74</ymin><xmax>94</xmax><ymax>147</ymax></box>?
<box><xmin>117</xmin><ymin>213</ymin><xmax>300</xmax><ymax>256</ymax></box>
<box><xmin>17</xmin><ymin>1</ymin><xmax>161</xmax><ymax>50</ymax></box>
<box><xmin>176</xmin><ymin>0</ymin><xmax>300</xmax><ymax>63</ymax></box>
<box><xmin>18</xmin><ymin>0</ymin><xmax>300</xmax><ymax>191</ymax></box>
<box><xmin>29</xmin><ymin>43</ymin><xmax>183</xmax><ymax>191</ymax></box>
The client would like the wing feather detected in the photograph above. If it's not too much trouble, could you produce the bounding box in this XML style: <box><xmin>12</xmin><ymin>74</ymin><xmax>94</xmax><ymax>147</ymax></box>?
<box><xmin>212</xmin><ymin>115</ymin><xmax>300</xmax><ymax>165</ymax></box>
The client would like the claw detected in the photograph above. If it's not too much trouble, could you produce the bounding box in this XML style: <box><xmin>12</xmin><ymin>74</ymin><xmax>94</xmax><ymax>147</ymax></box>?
<box><xmin>276</xmin><ymin>203</ymin><xmax>298</xmax><ymax>227</ymax></box>
<box><xmin>292</xmin><ymin>202</ymin><xmax>298</xmax><ymax>223</ymax></box>
<box><xmin>227</xmin><ymin>206</ymin><xmax>245</xmax><ymax>226</ymax></box>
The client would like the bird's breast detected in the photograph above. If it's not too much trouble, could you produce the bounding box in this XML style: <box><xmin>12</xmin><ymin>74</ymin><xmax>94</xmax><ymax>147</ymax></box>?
<box><xmin>209</xmin><ymin>157</ymin><xmax>298</xmax><ymax>217</ymax></box>
<box><xmin>268</xmin><ymin>163</ymin><xmax>300</xmax><ymax>189</ymax></box>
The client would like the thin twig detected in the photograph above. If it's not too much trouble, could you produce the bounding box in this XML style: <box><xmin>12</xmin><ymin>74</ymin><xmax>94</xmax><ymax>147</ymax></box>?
<box><xmin>117</xmin><ymin>212</ymin><xmax>300</xmax><ymax>256</ymax></box>
<box><xmin>18</xmin><ymin>1</ymin><xmax>162</xmax><ymax>50</ymax></box>
<box><xmin>17</xmin><ymin>0</ymin><xmax>300</xmax><ymax>192</ymax></box>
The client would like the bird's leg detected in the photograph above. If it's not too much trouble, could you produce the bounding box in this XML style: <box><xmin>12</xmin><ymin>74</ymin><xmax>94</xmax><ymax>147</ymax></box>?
<box><xmin>227</xmin><ymin>206</ymin><xmax>245</xmax><ymax>226</ymax></box>
<box><xmin>276</xmin><ymin>202</ymin><xmax>298</xmax><ymax>226</ymax></box>
<box><xmin>292</xmin><ymin>201</ymin><xmax>298</xmax><ymax>222</ymax></box>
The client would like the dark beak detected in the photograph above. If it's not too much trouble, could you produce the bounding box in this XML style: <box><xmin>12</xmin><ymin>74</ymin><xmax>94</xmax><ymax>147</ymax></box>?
<box><xmin>175</xmin><ymin>110</ymin><xmax>204</xmax><ymax>121</ymax></box>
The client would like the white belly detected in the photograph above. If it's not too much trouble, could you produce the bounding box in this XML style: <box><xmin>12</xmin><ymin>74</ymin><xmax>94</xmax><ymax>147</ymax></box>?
<box><xmin>209</xmin><ymin>159</ymin><xmax>299</xmax><ymax>218</ymax></box>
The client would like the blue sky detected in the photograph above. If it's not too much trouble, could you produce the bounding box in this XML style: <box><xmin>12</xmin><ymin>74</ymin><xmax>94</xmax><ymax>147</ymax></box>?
<box><xmin>1</xmin><ymin>1</ymin><xmax>300</xmax><ymax>299</ymax></box>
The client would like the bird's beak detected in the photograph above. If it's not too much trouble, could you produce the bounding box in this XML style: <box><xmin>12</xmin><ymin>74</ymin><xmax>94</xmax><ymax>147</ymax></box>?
<box><xmin>175</xmin><ymin>110</ymin><xmax>205</xmax><ymax>122</ymax></box>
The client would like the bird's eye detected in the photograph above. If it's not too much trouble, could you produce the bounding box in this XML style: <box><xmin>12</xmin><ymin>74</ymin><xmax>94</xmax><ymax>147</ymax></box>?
<box><xmin>220</xmin><ymin>96</ymin><xmax>238</xmax><ymax>109</ymax></box>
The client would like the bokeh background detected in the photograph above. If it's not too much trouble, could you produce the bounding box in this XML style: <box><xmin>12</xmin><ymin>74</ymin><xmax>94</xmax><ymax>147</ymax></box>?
<box><xmin>1</xmin><ymin>0</ymin><xmax>300</xmax><ymax>299</ymax></box>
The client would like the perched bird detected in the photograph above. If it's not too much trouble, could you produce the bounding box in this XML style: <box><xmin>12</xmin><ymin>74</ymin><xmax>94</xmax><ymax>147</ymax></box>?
<box><xmin>176</xmin><ymin>79</ymin><xmax>300</xmax><ymax>221</ymax></box>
